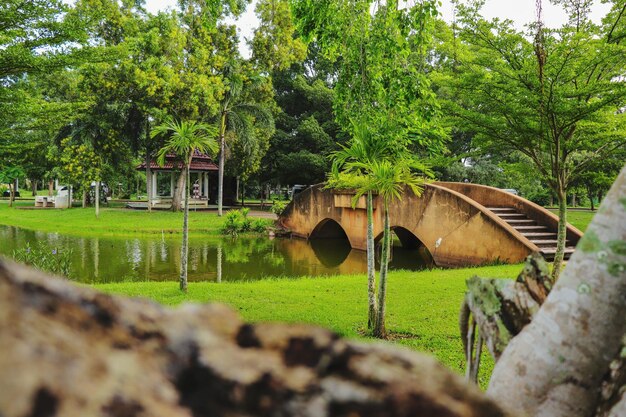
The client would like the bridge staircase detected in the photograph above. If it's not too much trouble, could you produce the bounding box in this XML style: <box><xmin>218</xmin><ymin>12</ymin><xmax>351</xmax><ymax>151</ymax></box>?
<box><xmin>487</xmin><ymin>206</ymin><xmax>576</xmax><ymax>261</ymax></box>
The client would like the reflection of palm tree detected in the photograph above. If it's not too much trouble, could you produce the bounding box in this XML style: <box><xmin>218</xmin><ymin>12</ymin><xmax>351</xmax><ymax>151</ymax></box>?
<box><xmin>216</xmin><ymin>244</ymin><xmax>222</xmax><ymax>283</ymax></box>
<box><xmin>153</xmin><ymin>118</ymin><xmax>218</xmax><ymax>292</ymax></box>
<box><xmin>216</xmin><ymin>61</ymin><xmax>274</xmax><ymax>216</ymax></box>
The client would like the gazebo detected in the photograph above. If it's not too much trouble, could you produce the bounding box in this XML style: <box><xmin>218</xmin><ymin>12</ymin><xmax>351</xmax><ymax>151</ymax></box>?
<box><xmin>137</xmin><ymin>150</ymin><xmax>219</xmax><ymax>208</ymax></box>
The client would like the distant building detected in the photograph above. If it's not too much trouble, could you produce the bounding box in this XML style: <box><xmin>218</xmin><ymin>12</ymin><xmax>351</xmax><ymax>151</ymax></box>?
<box><xmin>136</xmin><ymin>150</ymin><xmax>236</xmax><ymax>208</ymax></box>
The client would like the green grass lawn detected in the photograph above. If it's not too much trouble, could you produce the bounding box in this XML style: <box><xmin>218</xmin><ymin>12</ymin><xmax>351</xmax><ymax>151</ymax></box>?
<box><xmin>0</xmin><ymin>200</ymin><xmax>232</xmax><ymax>238</ymax></box>
<box><xmin>558</xmin><ymin>210</ymin><xmax>595</xmax><ymax>232</ymax></box>
<box><xmin>96</xmin><ymin>263</ymin><xmax>523</xmax><ymax>387</ymax></box>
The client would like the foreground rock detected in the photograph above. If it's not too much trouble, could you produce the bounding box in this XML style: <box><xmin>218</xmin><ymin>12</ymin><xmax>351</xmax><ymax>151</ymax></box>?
<box><xmin>0</xmin><ymin>260</ymin><xmax>509</xmax><ymax>417</ymax></box>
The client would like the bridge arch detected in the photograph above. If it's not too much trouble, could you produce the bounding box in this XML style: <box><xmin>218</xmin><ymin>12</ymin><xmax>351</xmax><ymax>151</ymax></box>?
<box><xmin>374</xmin><ymin>226</ymin><xmax>435</xmax><ymax>268</ymax></box>
<box><xmin>310</xmin><ymin>218</ymin><xmax>349</xmax><ymax>240</ymax></box>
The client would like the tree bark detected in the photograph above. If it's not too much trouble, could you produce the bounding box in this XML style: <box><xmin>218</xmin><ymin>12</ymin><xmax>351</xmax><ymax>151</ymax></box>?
<box><xmin>48</xmin><ymin>180</ymin><xmax>53</xmax><ymax>197</ymax></box>
<box><xmin>460</xmin><ymin>253</ymin><xmax>549</xmax><ymax>383</ymax></box>
<box><xmin>488</xmin><ymin>165</ymin><xmax>626</xmax><ymax>417</ymax></box>
<box><xmin>8</xmin><ymin>184</ymin><xmax>13</xmax><ymax>207</ymax></box>
<box><xmin>146</xmin><ymin>119</ymin><xmax>152</xmax><ymax>213</ymax></box>
<box><xmin>31</xmin><ymin>180</ymin><xmax>37</xmax><ymax>197</ymax></box>
<box><xmin>82</xmin><ymin>189</ymin><xmax>87</xmax><ymax>208</ymax></box>
<box><xmin>0</xmin><ymin>259</ymin><xmax>510</xmax><ymax>417</ymax></box>
<box><xmin>551</xmin><ymin>187</ymin><xmax>568</xmax><ymax>281</ymax></box>
<box><xmin>172</xmin><ymin>170</ymin><xmax>185</xmax><ymax>212</ymax></box>
<box><xmin>373</xmin><ymin>206</ymin><xmax>391</xmax><ymax>339</ymax></box>
<box><xmin>366</xmin><ymin>191</ymin><xmax>377</xmax><ymax>329</ymax></box>
<box><xmin>218</xmin><ymin>116</ymin><xmax>226</xmax><ymax>217</ymax></box>
<box><xmin>180</xmin><ymin>166</ymin><xmax>189</xmax><ymax>293</ymax></box>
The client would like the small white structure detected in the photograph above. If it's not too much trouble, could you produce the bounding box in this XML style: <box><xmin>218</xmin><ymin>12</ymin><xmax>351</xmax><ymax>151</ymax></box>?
<box><xmin>54</xmin><ymin>186</ymin><xmax>70</xmax><ymax>208</ymax></box>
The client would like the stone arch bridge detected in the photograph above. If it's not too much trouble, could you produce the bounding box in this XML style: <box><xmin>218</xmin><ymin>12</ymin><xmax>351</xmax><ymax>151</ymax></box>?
<box><xmin>279</xmin><ymin>182</ymin><xmax>583</xmax><ymax>267</ymax></box>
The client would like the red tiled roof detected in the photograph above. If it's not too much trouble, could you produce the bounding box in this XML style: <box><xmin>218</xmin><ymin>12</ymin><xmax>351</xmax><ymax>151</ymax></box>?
<box><xmin>136</xmin><ymin>152</ymin><xmax>219</xmax><ymax>172</ymax></box>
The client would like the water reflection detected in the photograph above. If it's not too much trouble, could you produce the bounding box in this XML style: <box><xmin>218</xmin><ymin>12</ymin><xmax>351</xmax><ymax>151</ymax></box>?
<box><xmin>0</xmin><ymin>225</ymin><xmax>433</xmax><ymax>283</ymax></box>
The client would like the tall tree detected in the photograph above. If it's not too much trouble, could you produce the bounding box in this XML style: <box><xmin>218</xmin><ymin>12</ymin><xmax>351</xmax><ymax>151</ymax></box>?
<box><xmin>329</xmin><ymin>122</ymin><xmax>393</xmax><ymax>330</ymax></box>
<box><xmin>0</xmin><ymin>166</ymin><xmax>24</xmax><ymax>207</ymax></box>
<box><xmin>251</xmin><ymin>0</ymin><xmax>307</xmax><ymax>72</ymax></box>
<box><xmin>154</xmin><ymin>119</ymin><xmax>218</xmax><ymax>292</ymax></box>
<box><xmin>441</xmin><ymin>0</ymin><xmax>626</xmax><ymax>279</ymax></box>
<box><xmin>216</xmin><ymin>61</ymin><xmax>274</xmax><ymax>215</ymax></box>
<box><xmin>292</xmin><ymin>0</ymin><xmax>445</xmax><ymax>337</ymax></box>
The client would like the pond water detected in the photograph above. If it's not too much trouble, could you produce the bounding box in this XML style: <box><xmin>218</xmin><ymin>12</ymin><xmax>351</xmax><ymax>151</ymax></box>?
<box><xmin>0</xmin><ymin>225</ymin><xmax>434</xmax><ymax>283</ymax></box>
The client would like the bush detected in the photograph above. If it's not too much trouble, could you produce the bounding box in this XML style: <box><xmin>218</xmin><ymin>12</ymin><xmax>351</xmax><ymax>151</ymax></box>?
<box><xmin>252</xmin><ymin>219</ymin><xmax>268</xmax><ymax>233</ymax></box>
<box><xmin>221</xmin><ymin>208</ymin><xmax>255</xmax><ymax>237</ymax></box>
<box><xmin>12</xmin><ymin>242</ymin><xmax>73</xmax><ymax>278</ymax></box>
<box><xmin>270</xmin><ymin>200</ymin><xmax>288</xmax><ymax>215</ymax></box>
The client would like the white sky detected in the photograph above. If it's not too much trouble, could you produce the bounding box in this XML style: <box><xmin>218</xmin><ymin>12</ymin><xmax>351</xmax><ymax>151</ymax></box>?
<box><xmin>143</xmin><ymin>0</ymin><xmax>613</xmax><ymax>57</ymax></box>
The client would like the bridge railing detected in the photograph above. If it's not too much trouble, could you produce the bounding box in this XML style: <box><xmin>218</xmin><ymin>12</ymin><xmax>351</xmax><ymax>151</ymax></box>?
<box><xmin>435</xmin><ymin>182</ymin><xmax>583</xmax><ymax>245</ymax></box>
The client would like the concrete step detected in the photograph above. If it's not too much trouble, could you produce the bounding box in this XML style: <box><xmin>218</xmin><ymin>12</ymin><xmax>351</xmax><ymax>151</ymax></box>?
<box><xmin>531</xmin><ymin>239</ymin><xmax>573</xmax><ymax>248</ymax></box>
<box><xmin>541</xmin><ymin>247</ymin><xmax>577</xmax><ymax>261</ymax></box>
<box><xmin>487</xmin><ymin>207</ymin><xmax>517</xmax><ymax>213</ymax></box>
<box><xmin>540</xmin><ymin>247</ymin><xmax>577</xmax><ymax>255</ymax></box>
<box><xmin>514</xmin><ymin>225</ymin><xmax>549</xmax><ymax>232</ymax></box>
<box><xmin>523</xmin><ymin>232</ymin><xmax>557</xmax><ymax>238</ymax></box>
<box><xmin>505</xmin><ymin>219</ymin><xmax>536</xmax><ymax>225</ymax></box>
<box><xmin>497</xmin><ymin>213</ymin><xmax>527</xmax><ymax>219</ymax></box>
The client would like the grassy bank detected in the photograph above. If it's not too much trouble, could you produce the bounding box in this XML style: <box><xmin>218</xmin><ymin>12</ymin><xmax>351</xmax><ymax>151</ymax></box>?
<box><xmin>559</xmin><ymin>210</ymin><xmax>594</xmax><ymax>232</ymax></box>
<box><xmin>97</xmin><ymin>263</ymin><xmax>523</xmax><ymax>387</ymax></box>
<box><xmin>0</xmin><ymin>201</ymin><xmax>240</xmax><ymax>238</ymax></box>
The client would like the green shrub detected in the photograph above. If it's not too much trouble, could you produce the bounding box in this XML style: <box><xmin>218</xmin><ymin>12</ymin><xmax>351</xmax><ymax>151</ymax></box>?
<box><xmin>240</xmin><ymin>207</ymin><xmax>252</xmax><ymax>232</ymax></box>
<box><xmin>12</xmin><ymin>242</ymin><xmax>73</xmax><ymax>278</ymax></box>
<box><xmin>222</xmin><ymin>210</ymin><xmax>243</xmax><ymax>237</ymax></box>
<box><xmin>270</xmin><ymin>200</ymin><xmax>288</xmax><ymax>215</ymax></box>
<box><xmin>221</xmin><ymin>208</ymin><xmax>257</xmax><ymax>237</ymax></box>
<box><xmin>252</xmin><ymin>219</ymin><xmax>268</xmax><ymax>233</ymax></box>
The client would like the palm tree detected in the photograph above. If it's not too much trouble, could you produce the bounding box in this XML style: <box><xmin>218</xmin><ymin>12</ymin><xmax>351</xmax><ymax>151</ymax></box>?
<box><xmin>216</xmin><ymin>61</ymin><xmax>273</xmax><ymax>216</ymax></box>
<box><xmin>349</xmin><ymin>158</ymin><xmax>432</xmax><ymax>338</ymax></box>
<box><xmin>153</xmin><ymin>118</ymin><xmax>218</xmax><ymax>292</ymax></box>
<box><xmin>329</xmin><ymin>122</ymin><xmax>394</xmax><ymax>330</ymax></box>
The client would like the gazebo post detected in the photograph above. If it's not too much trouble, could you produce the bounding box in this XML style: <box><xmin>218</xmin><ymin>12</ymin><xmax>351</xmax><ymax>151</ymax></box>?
<box><xmin>152</xmin><ymin>171</ymin><xmax>158</xmax><ymax>202</ymax></box>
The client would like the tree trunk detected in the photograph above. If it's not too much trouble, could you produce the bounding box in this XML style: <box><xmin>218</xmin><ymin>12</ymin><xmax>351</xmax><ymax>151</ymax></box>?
<box><xmin>146</xmin><ymin>119</ymin><xmax>152</xmax><ymax>213</ymax></box>
<box><xmin>8</xmin><ymin>184</ymin><xmax>13</xmax><ymax>208</ymax></box>
<box><xmin>95</xmin><ymin>181</ymin><xmax>100</xmax><ymax>219</ymax></box>
<box><xmin>180</xmin><ymin>166</ymin><xmax>190</xmax><ymax>293</ymax></box>
<box><xmin>218</xmin><ymin>122</ymin><xmax>225</xmax><ymax>217</ymax></box>
<box><xmin>460</xmin><ymin>253</ymin><xmax>549</xmax><ymax>383</ymax></box>
<box><xmin>235</xmin><ymin>177</ymin><xmax>240</xmax><ymax>205</ymax></box>
<box><xmin>31</xmin><ymin>180</ymin><xmax>37</xmax><ymax>197</ymax></box>
<box><xmin>366</xmin><ymin>191</ymin><xmax>377</xmax><ymax>329</ymax></box>
<box><xmin>48</xmin><ymin>180</ymin><xmax>53</xmax><ymax>197</ymax></box>
<box><xmin>82</xmin><ymin>189</ymin><xmax>87</xmax><ymax>208</ymax></box>
<box><xmin>588</xmin><ymin>187</ymin><xmax>595</xmax><ymax>211</ymax></box>
<box><xmin>551</xmin><ymin>188</ymin><xmax>568</xmax><ymax>281</ymax></box>
<box><xmin>172</xmin><ymin>171</ymin><xmax>185</xmax><ymax>212</ymax></box>
<box><xmin>373</xmin><ymin>206</ymin><xmax>390</xmax><ymax>339</ymax></box>
<box><xmin>488</xmin><ymin>165</ymin><xmax>626</xmax><ymax>417</ymax></box>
